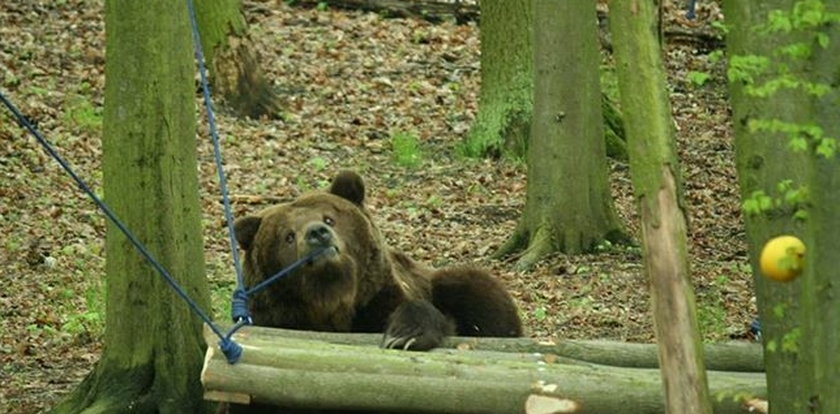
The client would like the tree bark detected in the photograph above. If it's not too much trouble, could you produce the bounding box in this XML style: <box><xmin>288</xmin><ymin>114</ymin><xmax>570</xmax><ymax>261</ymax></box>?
<box><xmin>212</xmin><ymin>324</ymin><xmax>765</xmax><ymax>372</ymax></box>
<box><xmin>462</xmin><ymin>0</ymin><xmax>533</xmax><ymax>157</ymax></box>
<box><xmin>202</xmin><ymin>326</ymin><xmax>767</xmax><ymax>413</ymax></box>
<box><xmin>800</xmin><ymin>5</ymin><xmax>840</xmax><ymax>411</ymax></box>
<box><xmin>494</xmin><ymin>0</ymin><xmax>625</xmax><ymax>269</ymax></box>
<box><xmin>610</xmin><ymin>1</ymin><xmax>712</xmax><ymax>413</ymax></box>
<box><xmin>195</xmin><ymin>0</ymin><xmax>282</xmax><ymax>119</ymax></box>
<box><xmin>48</xmin><ymin>1</ymin><xmax>210</xmax><ymax>413</ymax></box>
<box><xmin>723</xmin><ymin>1</ymin><xmax>816</xmax><ymax>412</ymax></box>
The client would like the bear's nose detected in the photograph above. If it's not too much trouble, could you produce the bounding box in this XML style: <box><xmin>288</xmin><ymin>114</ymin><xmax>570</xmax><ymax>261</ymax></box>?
<box><xmin>304</xmin><ymin>223</ymin><xmax>333</xmax><ymax>247</ymax></box>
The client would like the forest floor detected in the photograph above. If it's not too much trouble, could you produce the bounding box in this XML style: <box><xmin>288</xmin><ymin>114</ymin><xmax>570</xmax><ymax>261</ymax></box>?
<box><xmin>0</xmin><ymin>1</ymin><xmax>755</xmax><ymax>412</ymax></box>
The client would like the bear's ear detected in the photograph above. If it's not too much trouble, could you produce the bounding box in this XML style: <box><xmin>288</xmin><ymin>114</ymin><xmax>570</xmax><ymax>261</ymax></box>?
<box><xmin>329</xmin><ymin>170</ymin><xmax>365</xmax><ymax>206</ymax></box>
<box><xmin>234</xmin><ymin>216</ymin><xmax>262</xmax><ymax>251</ymax></box>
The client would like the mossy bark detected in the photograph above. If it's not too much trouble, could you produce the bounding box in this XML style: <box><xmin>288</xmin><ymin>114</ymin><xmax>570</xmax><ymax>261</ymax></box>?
<box><xmin>494</xmin><ymin>0</ymin><xmax>624</xmax><ymax>269</ymax></box>
<box><xmin>799</xmin><ymin>6</ymin><xmax>840</xmax><ymax>411</ymax></box>
<box><xmin>463</xmin><ymin>0</ymin><xmax>532</xmax><ymax>157</ymax></box>
<box><xmin>465</xmin><ymin>1</ymin><xmax>626</xmax><ymax>159</ymax></box>
<box><xmin>49</xmin><ymin>0</ymin><xmax>210</xmax><ymax>413</ymax></box>
<box><xmin>723</xmin><ymin>1</ymin><xmax>821</xmax><ymax>412</ymax></box>
<box><xmin>610</xmin><ymin>1</ymin><xmax>711</xmax><ymax>412</ymax></box>
<box><xmin>195</xmin><ymin>0</ymin><xmax>282</xmax><ymax>119</ymax></box>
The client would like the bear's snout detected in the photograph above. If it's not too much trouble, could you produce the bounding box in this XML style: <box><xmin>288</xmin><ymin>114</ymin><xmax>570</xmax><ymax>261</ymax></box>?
<box><xmin>304</xmin><ymin>222</ymin><xmax>334</xmax><ymax>248</ymax></box>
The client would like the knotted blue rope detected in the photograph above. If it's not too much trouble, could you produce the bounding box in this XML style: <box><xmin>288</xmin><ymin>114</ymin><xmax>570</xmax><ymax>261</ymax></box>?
<box><xmin>183</xmin><ymin>0</ymin><xmax>251</xmax><ymax>326</ymax></box>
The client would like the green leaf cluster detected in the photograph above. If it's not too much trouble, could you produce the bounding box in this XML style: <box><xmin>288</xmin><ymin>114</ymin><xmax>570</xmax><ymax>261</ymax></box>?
<box><xmin>742</xmin><ymin>179</ymin><xmax>809</xmax><ymax>221</ymax></box>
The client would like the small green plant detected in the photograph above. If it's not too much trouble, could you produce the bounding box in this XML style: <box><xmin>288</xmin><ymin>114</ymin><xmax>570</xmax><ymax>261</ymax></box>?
<box><xmin>64</xmin><ymin>95</ymin><xmax>103</xmax><ymax>132</ymax></box>
<box><xmin>62</xmin><ymin>283</ymin><xmax>105</xmax><ymax>336</ymax></box>
<box><xmin>532</xmin><ymin>306</ymin><xmax>547</xmax><ymax>321</ymax></box>
<box><xmin>697</xmin><ymin>297</ymin><xmax>728</xmax><ymax>338</ymax></box>
<box><xmin>316</xmin><ymin>1</ymin><xmax>328</xmax><ymax>11</ymax></box>
<box><xmin>426</xmin><ymin>195</ymin><xmax>443</xmax><ymax>209</ymax></box>
<box><xmin>686</xmin><ymin>70</ymin><xmax>712</xmax><ymax>87</ymax></box>
<box><xmin>308</xmin><ymin>156</ymin><xmax>328</xmax><ymax>171</ymax></box>
<box><xmin>391</xmin><ymin>130</ymin><xmax>423</xmax><ymax>168</ymax></box>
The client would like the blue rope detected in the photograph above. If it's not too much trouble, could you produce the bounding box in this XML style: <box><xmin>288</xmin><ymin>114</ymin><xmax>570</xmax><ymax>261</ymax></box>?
<box><xmin>686</xmin><ymin>0</ymin><xmax>697</xmax><ymax>20</ymax></box>
<box><xmin>247</xmin><ymin>247</ymin><xmax>331</xmax><ymax>296</ymax></box>
<box><xmin>0</xmin><ymin>89</ymin><xmax>242</xmax><ymax>361</ymax></box>
<box><xmin>183</xmin><ymin>0</ymin><xmax>251</xmax><ymax>325</ymax></box>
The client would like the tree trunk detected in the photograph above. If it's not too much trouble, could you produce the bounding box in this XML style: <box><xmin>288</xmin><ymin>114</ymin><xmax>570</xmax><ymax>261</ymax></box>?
<box><xmin>211</xmin><ymin>324</ymin><xmax>765</xmax><ymax>372</ymax></box>
<box><xmin>195</xmin><ymin>0</ymin><xmax>282</xmax><ymax>119</ymax></box>
<box><xmin>201</xmin><ymin>327</ymin><xmax>767</xmax><ymax>414</ymax></box>
<box><xmin>494</xmin><ymin>0</ymin><xmax>624</xmax><ymax>269</ymax></box>
<box><xmin>610</xmin><ymin>1</ymin><xmax>711</xmax><ymax>413</ymax></box>
<box><xmin>723</xmin><ymin>1</ymin><xmax>814</xmax><ymax>411</ymax></box>
<box><xmin>462</xmin><ymin>0</ymin><xmax>533</xmax><ymax>157</ymax></box>
<box><xmin>800</xmin><ymin>6</ymin><xmax>840</xmax><ymax>411</ymax></box>
<box><xmin>48</xmin><ymin>1</ymin><xmax>210</xmax><ymax>413</ymax></box>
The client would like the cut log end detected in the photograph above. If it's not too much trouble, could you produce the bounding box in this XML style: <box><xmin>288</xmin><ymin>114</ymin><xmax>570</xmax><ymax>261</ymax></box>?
<box><xmin>525</xmin><ymin>394</ymin><xmax>581</xmax><ymax>414</ymax></box>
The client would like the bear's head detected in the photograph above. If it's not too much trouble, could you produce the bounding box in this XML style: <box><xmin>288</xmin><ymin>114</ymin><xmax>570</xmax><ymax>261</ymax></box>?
<box><xmin>234</xmin><ymin>171</ymin><xmax>388</xmax><ymax>328</ymax></box>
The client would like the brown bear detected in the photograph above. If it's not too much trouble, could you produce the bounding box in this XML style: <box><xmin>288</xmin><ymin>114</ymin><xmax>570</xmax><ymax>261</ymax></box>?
<box><xmin>234</xmin><ymin>170</ymin><xmax>522</xmax><ymax>351</ymax></box>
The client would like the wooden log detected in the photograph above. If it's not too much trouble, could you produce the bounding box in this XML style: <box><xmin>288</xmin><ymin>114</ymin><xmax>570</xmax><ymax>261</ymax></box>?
<box><xmin>201</xmin><ymin>325</ymin><xmax>767</xmax><ymax>413</ymax></box>
<box><xmin>212</xmin><ymin>323</ymin><xmax>765</xmax><ymax>372</ymax></box>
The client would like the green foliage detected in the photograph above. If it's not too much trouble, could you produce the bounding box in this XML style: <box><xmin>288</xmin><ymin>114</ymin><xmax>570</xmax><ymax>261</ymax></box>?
<box><xmin>391</xmin><ymin>130</ymin><xmax>423</xmax><ymax>168</ymax></box>
<box><xmin>697</xmin><ymin>299</ymin><xmax>727</xmax><ymax>338</ymax></box>
<box><xmin>532</xmin><ymin>306</ymin><xmax>547</xmax><ymax>321</ymax></box>
<box><xmin>742</xmin><ymin>179</ymin><xmax>809</xmax><ymax>220</ymax></box>
<box><xmin>316</xmin><ymin>1</ymin><xmax>328</xmax><ymax>11</ymax></box>
<box><xmin>63</xmin><ymin>95</ymin><xmax>103</xmax><ymax>132</ymax></box>
<box><xmin>686</xmin><ymin>70</ymin><xmax>712</xmax><ymax>87</ymax></box>
<box><xmin>748</xmin><ymin>119</ymin><xmax>836</xmax><ymax>157</ymax></box>
<box><xmin>781</xmin><ymin>327</ymin><xmax>802</xmax><ymax>353</ymax></box>
<box><xmin>730</xmin><ymin>0</ymin><xmax>838</xmax><ymax>224</ymax></box>
<box><xmin>62</xmin><ymin>284</ymin><xmax>105</xmax><ymax>336</ymax></box>
<box><xmin>307</xmin><ymin>156</ymin><xmax>328</xmax><ymax>171</ymax></box>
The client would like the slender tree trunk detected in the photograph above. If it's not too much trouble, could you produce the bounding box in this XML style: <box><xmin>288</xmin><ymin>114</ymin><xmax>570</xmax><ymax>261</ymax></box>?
<box><xmin>610</xmin><ymin>1</ymin><xmax>711</xmax><ymax>413</ymax></box>
<box><xmin>463</xmin><ymin>0</ymin><xmax>532</xmax><ymax>157</ymax></box>
<box><xmin>494</xmin><ymin>0</ymin><xmax>624</xmax><ymax>269</ymax></box>
<box><xmin>723</xmin><ymin>1</ymin><xmax>812</xmax><ymax>411</ymax></box>
<box><xmin>195</xmin><ymin>0</ymin><xmax>282</xmax><ymax>119</ymax></box>
<box><xmin>202</xmin><ymin>327</ymin><xmax>767</xmax><ymax>414</ymax></box>
<box><xmin>49</xmin><ymin>1</ymin><xmax>210</xmax><ymax>413</ymax></box>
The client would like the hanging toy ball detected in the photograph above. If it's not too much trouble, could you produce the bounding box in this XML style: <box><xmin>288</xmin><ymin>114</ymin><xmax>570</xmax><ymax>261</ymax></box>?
<box><xmin>759</xmin><ymin>235</ymin><xmax>805</xmax><ymax>282</ymax></box>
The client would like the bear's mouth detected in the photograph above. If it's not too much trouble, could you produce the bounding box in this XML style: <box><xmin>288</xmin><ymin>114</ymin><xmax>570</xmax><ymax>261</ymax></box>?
<box><xmin>306</xmin><ymin>245</ymin><xmax>339</xmax><ymax>265</ymax></box>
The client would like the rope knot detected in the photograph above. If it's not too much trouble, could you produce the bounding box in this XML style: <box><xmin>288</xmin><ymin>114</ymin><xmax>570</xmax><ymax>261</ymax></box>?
<box><xmin>218</xmin><ymin>337</ymin><xmax>243</xmax><ymax>364</ymax></box>
<box><xmin>231</xmin><ymin>287</ymin><xmax>252</xmax><ymax>324</ymax></box>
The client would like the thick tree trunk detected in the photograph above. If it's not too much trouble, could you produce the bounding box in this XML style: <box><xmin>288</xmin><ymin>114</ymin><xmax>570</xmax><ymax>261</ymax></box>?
<box><xmin>723</xmin><ymin>1</ymin><xmax>814</xmax><ymax>412</ymax></box>
<box><xmin>49</xmin><ymin>1</ymin><xmax>210</xmax><ymax>413</ymax></box>
<box><xmin>463</xmin><ymin>1</ymin><xmax>627</xmax><ymax>159</ymax></box>
<box><xmin>202</xmin><ymin>327</ymin><xmax>767</xmax><ymax>413</ymax></box>
<box><xmin>610</xmin><ymin>1</ymin><xmax>711</xmax><ymax>413</ymax></box>
<box><xmin>195</xmin><ymin>0</ymin><xmax>282</xmax><ymax>119</ymax></box>
<box><xmin>211</xmin><ymin>324</ymin><xmax>765</xmax><ymax>372</ymax></box>
<box><xmin>494</xmin><ymin>0</ymin><xmax>624</xmax><ymax>269</ymax></box>
<box><xmin>462</xmin><ymin>0</ymin><xmax>532</xmax><ymax>157</ymax></box>
<box><xmin>800</xmin><ymin>7</ymin><xmax>840</xmax><ymax>411</ymax></box>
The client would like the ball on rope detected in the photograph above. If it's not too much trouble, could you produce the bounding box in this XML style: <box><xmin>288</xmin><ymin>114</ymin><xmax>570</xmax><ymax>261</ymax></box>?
<box><xmin>759</xmin><ymin>235</ymin><xmax>805</xmax><ymax>282</ymax></box>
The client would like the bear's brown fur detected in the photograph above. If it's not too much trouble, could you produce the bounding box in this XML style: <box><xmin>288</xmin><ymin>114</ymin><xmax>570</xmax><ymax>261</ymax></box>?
<box><xmin>234</xmin><ymin>170</ymin><xmax>522</xmax><ymax>352</ymax></box>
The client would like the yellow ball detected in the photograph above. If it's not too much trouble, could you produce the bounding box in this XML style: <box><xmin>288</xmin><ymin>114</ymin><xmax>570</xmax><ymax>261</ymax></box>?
<box><xmin>759</xmin><ymin>235</ymin><xmax>805</xmax><ymax>282</ymax></box>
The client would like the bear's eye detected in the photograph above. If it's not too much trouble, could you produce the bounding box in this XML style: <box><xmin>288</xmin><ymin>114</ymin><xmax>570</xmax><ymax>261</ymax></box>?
<box><xmin>324</xmin><ymin>216</ymin><xmax>335</xmax><ymax>227</ymax></box>
<box><xmin>285</xmin><ymin>232</ymin><xmax>295</xmax><ymax>244</ymax></box>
